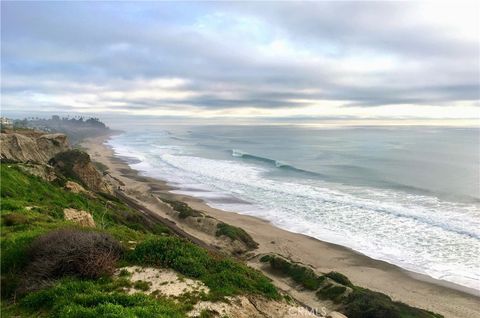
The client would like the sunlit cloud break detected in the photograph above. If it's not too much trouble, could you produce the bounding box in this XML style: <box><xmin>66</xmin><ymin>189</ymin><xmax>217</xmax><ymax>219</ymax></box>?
<box><xmin>1</xmin><ymin>1</ymin><xmax>479</xmax><ymax>120</ymax></box>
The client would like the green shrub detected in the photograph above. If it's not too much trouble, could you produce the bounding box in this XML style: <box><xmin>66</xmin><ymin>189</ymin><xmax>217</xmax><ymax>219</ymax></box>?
<box><xmin>133</xmin><ymin>280</ymin><xmax>150</xmax><ymax>291</ymax></box>
<box><xmin>162</xmin><ymin>199</ymin><xmax>202</xmax><ymax>218</ymax></box>
<box><xmin>267</xmin><ymin>255</ymin><xmax>321</xmax><ymax>290</ymax></box>
<box><xmin>344</xmin><ymin>288</ymin><xmax>400</xmax><ymax>318</ymax></box>
<box><xmin>127</xmin><ymin>237</ymin><xmax>210</xmax><ymax>278</ymax></box>
<box><xmin>203</xmin><ymin>258</ymin><xmax>279</xmax><ymax>300</ymax></box>
<box><xmin>316</xmin><ymin>284</ymin><xmax>347</xmax><ymax>302</ymax></box>
<box><xmin>344</xmin><ymin>287</ymin><xmax>443</xmax><ymax>318</ymax></box>
<box><xmin>118</xmin><ymin>269</ymin><xmax>130</xmax><ymax>277</ymax></box>
<box><xmin>259</xmin><ymin>254</ymin><xmax>272</xmax><ymax>262</ymax></box>
<box><xmin>216</xmin><ymin>223</ymin><xmax>258</xmax><ymax>249</ymax></box>
<box><xmin>325</xmin><ymin>271</ymin><xmax>353</xmax><ymax>287</ymax></box>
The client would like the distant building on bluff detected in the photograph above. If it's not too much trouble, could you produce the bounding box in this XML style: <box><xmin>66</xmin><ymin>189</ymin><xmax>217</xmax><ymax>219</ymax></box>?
<box><xmin>0</xmin><ymin>117</ymin><xmax>13</xmax><ymax>128</ymax></box>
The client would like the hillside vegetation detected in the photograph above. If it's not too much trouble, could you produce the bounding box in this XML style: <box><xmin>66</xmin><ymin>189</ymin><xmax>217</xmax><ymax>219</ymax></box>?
<box><xmin>260</xmin><ymin>255</ymin><xmax>443</xmax><ymax>318</ymax></box>
<box><xmin>0</xmin><ymin>164</ymin><xmax>279</xmax><ymax>317</ymax></box>
<box><xmin>0</xmin><ymin>150</ymin><xmax>441</xmax><ymax>318</ymax></box>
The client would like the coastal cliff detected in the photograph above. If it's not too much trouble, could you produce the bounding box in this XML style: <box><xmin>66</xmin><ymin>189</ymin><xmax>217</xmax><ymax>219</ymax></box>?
<box><xmin>0</xmin><ymin>131</ymin><xmax>324</xmax><ymax>318</ymax></box>
<box><xmin>0</xmin><ymin>129</ymin><xmax>449</xmax><ymax>318</ymax></box>
<box><xmin>0</xmin><ymin>132</ymin><xmax>68</xmax><ymax>163</ymax></box>
<box><xmin>0</xmin><ymin>130</ymin><xmax>111</xmax><ymax>194</ymax></box>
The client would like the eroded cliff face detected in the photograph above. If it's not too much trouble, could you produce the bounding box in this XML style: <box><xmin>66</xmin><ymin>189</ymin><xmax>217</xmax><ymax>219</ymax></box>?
<box><xmin>0</xmin><ymin>132</ymin><xmax>69</xmax><ymax>163</ymax></box>
<box><xmin>49</xmin><ymin>150</ymin><xmax>113</xmax><ymax>194</ymax></box>
<box><xmin>1</xmin><ymin>131</ymin><xmax>111</xmax><ymax>194</ymax></box>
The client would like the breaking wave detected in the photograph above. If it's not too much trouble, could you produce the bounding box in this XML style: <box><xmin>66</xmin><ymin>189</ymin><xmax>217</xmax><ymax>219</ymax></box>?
<box><xmin>108</xmin><ymin>133</ymin><xmax>480</xmax><ymax>291</ymax></box>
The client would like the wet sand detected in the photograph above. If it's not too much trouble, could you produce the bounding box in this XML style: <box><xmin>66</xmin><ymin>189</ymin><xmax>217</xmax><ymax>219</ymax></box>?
<box><xmin>82</xmin><ymin>134</ymin><xmax>480</xmax><ymax>318</ymax></box>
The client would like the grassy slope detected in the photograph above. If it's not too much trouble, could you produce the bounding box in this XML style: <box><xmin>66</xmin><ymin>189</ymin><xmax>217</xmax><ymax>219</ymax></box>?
<box><xmin>0</xmin><ymin>164</ymin><xmax>279</xmax><ymax>317</ymax></box>
<box><xmin>1</xmin><ymin>163</ymin><xmax>445</xmax><ymax>318</ymax></box>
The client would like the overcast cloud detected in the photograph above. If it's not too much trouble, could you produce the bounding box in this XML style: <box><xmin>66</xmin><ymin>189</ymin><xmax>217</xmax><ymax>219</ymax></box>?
<box><xmin>1</xmin><ymin>1</ymin><xmax>479</xmax><ymax>120</ymax></box>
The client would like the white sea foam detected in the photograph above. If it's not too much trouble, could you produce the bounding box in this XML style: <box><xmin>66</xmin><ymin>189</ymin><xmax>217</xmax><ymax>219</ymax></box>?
<box><xmin>108</xmin><ymin>135</ymin><xmax>480</xmax><ymax>291</ymax></box>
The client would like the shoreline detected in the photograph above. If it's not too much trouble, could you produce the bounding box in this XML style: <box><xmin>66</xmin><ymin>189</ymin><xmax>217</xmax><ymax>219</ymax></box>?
<box><xmin>81</xmin><ymin>133</ymin><xmax>480</xmax><ymax>318</ymax></box>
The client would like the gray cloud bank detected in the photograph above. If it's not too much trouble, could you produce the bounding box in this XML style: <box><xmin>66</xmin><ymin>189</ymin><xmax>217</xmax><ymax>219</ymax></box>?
<box><xmin>1</xmin><ymin>2</ymin><xmax>479</xmax><ymax>117</ymax></box>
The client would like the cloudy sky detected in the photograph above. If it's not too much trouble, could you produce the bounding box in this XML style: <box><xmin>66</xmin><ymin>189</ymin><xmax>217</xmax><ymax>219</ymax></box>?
<box><xmin>1</xmin><ymin>1</ymin><xmax>479</xmax><ymax>121</ymax></box>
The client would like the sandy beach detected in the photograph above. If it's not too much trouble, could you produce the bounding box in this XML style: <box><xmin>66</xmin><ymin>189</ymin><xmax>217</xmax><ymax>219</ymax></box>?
<box><xmin>81</xmin><ymin>134</ymin><xmax>480</xmax><ymax>318</ymax></box>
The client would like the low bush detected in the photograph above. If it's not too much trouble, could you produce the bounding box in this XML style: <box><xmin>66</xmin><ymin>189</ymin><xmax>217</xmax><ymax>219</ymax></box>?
<box><xmin>344</xmin><ymin>288</ymin><xmax>401</xmax><ymax>318</ymax></box>
<box><xmin>127</xmin><ymin>237</ymin><xmax>210</xmax><ymax>278</ymax></box>
<box><xmin>265</xmin><ymin>255</ymin><xmax>322</xmax><ymax>290</ymax></box>
<box><xmin>216</xmin><ymin>222</ymin><xmax>258</xmax><ymax>249</ymax></box>
<box><xmin>19</xmin><ymin>229</ymin><xmax>123</xmax><ymax>293</ymax></box>
<box><xmin>325</xmin><ymin>271</ymin><xmax>353</xmax><ymax>287</ymax></box>
<box><xmin>133</xmin><ymin>280</ymin><xmax>150</xmax><ymax>291</ymax></box>
<box><xmin>203</xmin><ymin>258</ymin><xmax>279</xmax><ymax>300</ymax></box>
<box><xmin>259</xmin><ymin>254</ymin><xmax>272</xmax><ymax>263</ymax></box>
<box><xmin>316</xmin><ymin>284</ymin><xmax>347</xmax><ymax>303</ymax></box>
<box><xmin>162</xmin><ymin>199</ymin><xmax>202</xmax><ymax>218</ymax></box>
<box><xmin>344</xmin><ymin>287</ymin><xmax>443</xmax><ymax>318</ymax></box>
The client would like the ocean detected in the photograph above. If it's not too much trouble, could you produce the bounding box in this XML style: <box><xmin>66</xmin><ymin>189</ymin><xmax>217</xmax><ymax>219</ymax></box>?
<box><xmin>107</xmin><ymin>124</ymin><xmax>480</xmax><ymax>291</ymax></box>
